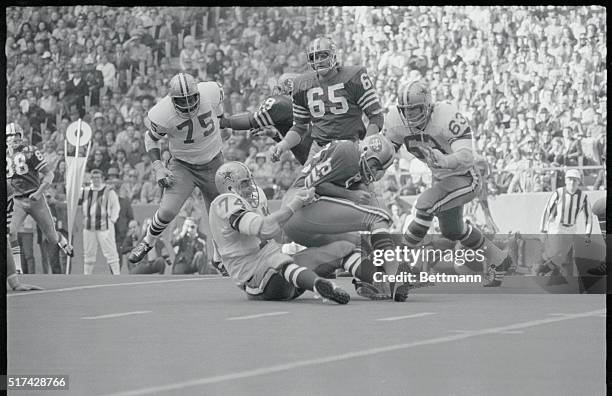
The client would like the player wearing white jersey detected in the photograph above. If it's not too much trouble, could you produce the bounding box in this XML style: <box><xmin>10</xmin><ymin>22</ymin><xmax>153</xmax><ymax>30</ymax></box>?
<box><xmin>129</xmin><ymin>73</ymin><xmax>226</xmax><ymax>263</ymax></box>
<box><xmin>209</xmin><ymin>161</ymin><xmax>352</xmax><ymax>304</ymax></box>
<box><xmin>385</xmin><ymin>81</ymin><xmax>512</xmax><ymax>287</ymax></box>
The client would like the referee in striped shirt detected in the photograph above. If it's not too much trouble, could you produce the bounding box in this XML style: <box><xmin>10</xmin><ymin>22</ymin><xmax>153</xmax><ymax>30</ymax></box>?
<box><xmin>537</xmin><ymin>169</ymin><xmax>593</xmax><ymax>276</ymax></box>
<box><xmin>80</xmin><ymin>169</ymin><xmax>121</xmax><ymax>275</ymax></box>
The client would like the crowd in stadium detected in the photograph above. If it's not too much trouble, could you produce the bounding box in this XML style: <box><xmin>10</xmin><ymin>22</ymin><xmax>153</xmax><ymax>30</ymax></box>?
<box><xmin>6</xmin><ymin>6</ymin><xmax>607</xmax><ymax>249</ymax></box>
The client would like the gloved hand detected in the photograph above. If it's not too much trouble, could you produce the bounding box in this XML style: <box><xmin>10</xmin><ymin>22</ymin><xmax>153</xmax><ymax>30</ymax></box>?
<box><xmin>153</xmin><ymin>160</ymin><xmax>175</xmax><ymax>188</ymax></box>
<box><xmin>286</xmin><ymin>187</ymin><xmax>315</xmax><ymax>213</ymax></box>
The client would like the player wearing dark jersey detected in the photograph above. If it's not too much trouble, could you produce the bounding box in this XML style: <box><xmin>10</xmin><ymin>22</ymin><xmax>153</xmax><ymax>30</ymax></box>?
<box><xmin>270</xmin><ymin>37</ymin><xmax>384</xmax><ymax>163</ymax></box>
<box><xmin>219</xmin><ymin>74</ymin><xmax>312</xmax><ymax>165</ymax></box>
<box><xmin>282</xmin><ymin>135</ymin><xmax>415</xmax><ymax>301</ymax></box>
<box><xmin>6</xmin><ymin>123</ymin><xmax>73</xmax><ymax>274</ymax></box>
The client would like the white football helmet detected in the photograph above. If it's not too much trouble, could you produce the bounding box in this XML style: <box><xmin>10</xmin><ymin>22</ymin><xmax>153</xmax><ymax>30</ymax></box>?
<box><xmin>215</xmin><ymin>161</ymin><xmax>260</xmax><ymax>208</ymax></box>
<box><xmin>169</xmin><ymin>73</ymin><xmax>200</xmax><ymax>119</ymax></box>
<box><xmin>397</xmin><ymin>80</ymin><xmax>433</xmax><ymax>131</ymax></box>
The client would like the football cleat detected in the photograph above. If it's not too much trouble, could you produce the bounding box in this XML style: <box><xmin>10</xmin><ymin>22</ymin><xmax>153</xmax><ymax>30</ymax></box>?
<box><xmin>314</xmin><ymin>278</ymin><xmax>350</xmax><ymax>304</ymax></box>
<box><xmin>483</xmin><ymin>255</ymin><xmax>513</xmax><ymax>287</ymax></box>
<box><xmin>211</xmin><ymin>260</ymin><xmax>229</xmax><ymax>277</ymax></box>
<box><xmin>353</xmin><ymin>279</ymin><xmax>391</xmax><ymax>300</ymax></box>
<box><xmin>587</xmin><ymin>263</ymin><xmax>607</xmax><ymax>276</ymax></box>
<box><xmin>128</xmin><ymin>241</ymin><xmax>154</xmax><ymax>264</ymax></box>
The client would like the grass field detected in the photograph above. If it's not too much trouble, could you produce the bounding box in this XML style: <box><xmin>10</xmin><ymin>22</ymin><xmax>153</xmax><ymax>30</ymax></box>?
<box><xmin>7</xmin><ymin>274</ymin><xmax>606</xmax><ymax>396</ymax></box>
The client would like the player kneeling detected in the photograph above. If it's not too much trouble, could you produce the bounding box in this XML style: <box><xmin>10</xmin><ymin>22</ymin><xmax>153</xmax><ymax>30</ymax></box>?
<box><xmin>210</xmin><ymin>162</ymin><xmax>350</xmax><ymax>304</ymax></box>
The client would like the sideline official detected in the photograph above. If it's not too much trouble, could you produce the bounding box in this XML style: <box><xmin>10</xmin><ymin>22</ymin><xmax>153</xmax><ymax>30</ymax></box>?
<box><xmin>538</xmin><ymin>169</ymin><xmax>593</xmax><ymax>276</ymax></box>
<box><xmin>80</xmin><ymin>169</ymin><xmax>121</xmax><ymax>274</ymax></box>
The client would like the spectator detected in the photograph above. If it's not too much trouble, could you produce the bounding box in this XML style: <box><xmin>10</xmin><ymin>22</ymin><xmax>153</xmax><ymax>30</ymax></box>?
<box><xmin>171</xmin><ymin>218</ymin><xmax>213</xmax><ymax>275</ymax></box>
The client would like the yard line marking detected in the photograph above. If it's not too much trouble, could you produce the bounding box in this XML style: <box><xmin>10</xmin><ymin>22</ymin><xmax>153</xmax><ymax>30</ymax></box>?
<box><xmin>449</xmin><ymin>329</ymin><xmax>524</xmax><ymax>334</ymax></box>
<box><xmin>376</xmin><ymin>312</ymin><xmax>437</xmax><ymax>321</ymax></box>
<box><xmin>227</xmin><ymin>312</ymin><xmax>289</xmax><ymax>321</ymax></box>
<box><xmin>82</xmin><ymin>311</ymin><xmax>151</xmax><ymax>320</ymax></box>
<box><xmin>7</xmin><ymin>277</ymin><xmax>225</xmax><ymax>298</ymax></box>
<box><xmin>102</xmin><ymin>308</ymin><xmax>605</xmax><ymax>396</ymax></box>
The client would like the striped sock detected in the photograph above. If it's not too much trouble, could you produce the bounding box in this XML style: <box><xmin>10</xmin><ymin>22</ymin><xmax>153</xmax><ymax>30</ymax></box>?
<box><xmin>282</xmin><ymin>263</ymin><xmax>317</xmax><ymax>291</ymax></box>
<box><xmin>11</xmin><ymin>240</ymin><xmax>22</xmax><ymax>274</ymax></box>
<box><xmin>404</xmin><ymin>211</ymin><xmax>434</xmax><ymax>247</ymax></box>
<box><xmin>145</xmin><ymin>212</ymin><xmax>170</xmax><ymax>244</ymax></box>
<box><xmin>342</xmin><ymin>249</ymin><xmax>361</xmax><ymax>277</ymax></box>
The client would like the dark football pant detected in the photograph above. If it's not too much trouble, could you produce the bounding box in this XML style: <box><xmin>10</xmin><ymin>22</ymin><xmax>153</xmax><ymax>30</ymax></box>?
<box><xmin>283</xmin><ymin>196</ymin><xmax>391</xmax><ymax>247</ymax></box>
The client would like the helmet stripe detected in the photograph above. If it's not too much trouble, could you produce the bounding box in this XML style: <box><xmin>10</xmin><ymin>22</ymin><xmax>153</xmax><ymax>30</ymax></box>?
<box><xmin>178</xmin><ymin>73</ymin><xmax>186</xmax><ymax>97</ymax></box>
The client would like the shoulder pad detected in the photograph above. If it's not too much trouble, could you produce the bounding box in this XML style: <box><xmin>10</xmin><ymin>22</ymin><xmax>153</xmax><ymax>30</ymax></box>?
<box><xmin>147</xmin><ymin>98</ymin><xmax>174</xmax><ymax>128</ymax></box>
<box><xmin>431</xmin><ymin>102</ymin><xmax>458</xmax><ymax>125</ymax></box>
<box><xmin>198</xmin><ymin>81</ymin><xmax>223</xmax><ymax>104</ymax></box>
<box><xmin>293</xmin><ymin>72</ymin><xmax>318</xmax><ymax>93</ymax></box>
<box><xmin>342</xmin><ymin>65</ymin><xmax>366</xmax><ymax>79</ymax></box>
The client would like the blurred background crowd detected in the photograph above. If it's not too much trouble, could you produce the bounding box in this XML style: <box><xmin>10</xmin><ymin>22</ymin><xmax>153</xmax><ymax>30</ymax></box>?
<box><xmin>6</xmin><ymin>6</ymin><xmax>607</xmax><ymax>272</ymax></box>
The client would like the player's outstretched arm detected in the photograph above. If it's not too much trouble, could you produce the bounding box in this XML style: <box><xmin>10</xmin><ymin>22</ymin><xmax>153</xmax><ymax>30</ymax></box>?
<box><xmin>236</xmin><ymin>188</ymin><xmax>314</xmax><ymax>240</ymax></box>
<box><xmin>269</xmin><ymin>128</ymin><xmax>303</xmax><ymax>162</ymax></box>
<box><xmin>428</xmin><ymin>139</ymin><xmax>474</xmax><ymax>169</ymax></box>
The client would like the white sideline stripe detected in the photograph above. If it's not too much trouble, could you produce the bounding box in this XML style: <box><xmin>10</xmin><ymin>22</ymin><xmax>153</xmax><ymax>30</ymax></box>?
<box><xmin>450</xmin><ymin>329</ymin><xmax>524</xmax><ymax>334</ymax></box>
<box><xmin>376</xmin><ymin>312</ymin><xmax>437</xmax><ymax>321</ymax></box>
<box><xmin>82</xmin><ymin>311</ymin><xmax>151</xmax><ymax>320</ymax></box>
<box><xmin>7</xmin><ymin>277</ymin><xmax>224</xmax><ymax>298</ymax></box>
<box><xmin>102</xmin><ymin>309</ymin><xmax>605</xmax><ymax>396</ymax></box>
<box><xmin>227</xmin><ymin>312</ymin><xmax>289</xmax><ymax>321</ymax></box>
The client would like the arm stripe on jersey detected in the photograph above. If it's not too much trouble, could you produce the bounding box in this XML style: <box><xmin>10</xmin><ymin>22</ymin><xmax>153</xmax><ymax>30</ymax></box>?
<box><xmin>361</xmin><ymin>97</ymin><xmax>381</xmax><ymax>110</ymax></box>
<box><xmin>357</xmin><ymin>89</ymin><xmax>377</xmax><ymax>105</ymax></box>
<box><xmin>148</xmin><ymin>130</ymin><xmax>161</xmax><ymax>142</ymax></box>
<box><xmin>293</xmin><ymin>104</ymin><xmax>309</xmax><ymax>113</ymax></box>
<box><xmin>259</xmin><ymin>109</ymin><xmax>274</xmax><ymax>126</ymax></box>
<box><xmin>35</xmin><ymin>161</ymin><xmax>48</xmax><ymax>171</ymax></box>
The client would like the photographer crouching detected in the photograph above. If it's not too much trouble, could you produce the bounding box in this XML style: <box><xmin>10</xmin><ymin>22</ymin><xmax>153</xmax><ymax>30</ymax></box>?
<box><xmin>171</xmin><ymin>218</ymin><xmax>214</xmax><ymax>275</ymax></box>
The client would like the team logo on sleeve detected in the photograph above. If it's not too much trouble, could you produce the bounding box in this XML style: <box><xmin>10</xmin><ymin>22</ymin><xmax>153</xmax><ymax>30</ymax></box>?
<box><xmin>369</xmin><ymin>136</ymin><xmax>383</xmax><ymax>152</ymax></box>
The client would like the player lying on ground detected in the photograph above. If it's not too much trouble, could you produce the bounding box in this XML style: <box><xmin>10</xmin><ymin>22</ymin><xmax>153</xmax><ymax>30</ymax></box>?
<box><xmin>128</xmin><ymin>73</ymin><xmax>225</xmax><ymax>268</ymax></box>
<box><xmin>5</xmin><ymin>181</ymin><xmax>42</xmax><ymax>291</ymax></box>
<box><xmin>282</xmin><ymin>134</ymin><xmax>419</xmax><ymax>301</ymax></box>
<box><xmin>219</xmin><ymin>73</ymin><xmax>313</xmax><ymax>166</ymax></box>
<box><xmin>6</xmin><ymin>123</ymin><xmax>73</xmax><ymax>274</ymax></box>
<box><xmin>384</xmin><ymin>80</ymin><xmax>512</xmax><ymax>287</ymax></box>
<box><xmin>209</xmin><ymin>161</ymin><xmax>352</xmax><ymax>304</ymax></box>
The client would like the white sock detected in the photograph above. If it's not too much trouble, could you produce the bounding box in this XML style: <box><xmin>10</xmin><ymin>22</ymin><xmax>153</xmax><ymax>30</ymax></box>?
<box><xmin>84</xmin><ymin>263</ymin><xmax>95</xmax><ymax>275</ymax></box>
<box><xmin>12</xmin><ymin>245</ymin><xmax>22</xmax><ymax>273</ymax></box>
<box><xmin>109</xmin><ymin>260</ymin><xmax>120</xmax><ymax>275</ymax></box>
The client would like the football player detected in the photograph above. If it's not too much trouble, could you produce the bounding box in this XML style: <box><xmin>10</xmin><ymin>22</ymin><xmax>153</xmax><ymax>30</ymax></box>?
<box><xmin>282</xmin><ymin>134</ymin><xmax>413</xmax><ymax>301</ymax></box>
<box><xmin>128</xmin><ymin>73</ymin><xmax>225</xmax><ymax>264</ymax></box>
<box><xmin>6</xmin><ymin>123</ymin><xmax>73</xmax><ymax>274</ymax></box>
<box><xmin>219</xmin><ymin>73</ymin><xmax>313</xmax><ymax>165</ymax></box>
<box><xmin>270</xmin><ymin>36</ymin><xmax>384</xmax><ymax>163</ymax></box>
<box><xmin>6</xmin><ymin>180</ymin><xmax>42</xmax><ymax>291</ymax></box>
<box><xmin>209</xmin><ymin>161</ymin><xmax>352</xmax><ymax>304</ymax></box>
<box><xmin>384</xmin><ymin>81</ymin><xmax>512</xmax><ymax>287</ymax></box>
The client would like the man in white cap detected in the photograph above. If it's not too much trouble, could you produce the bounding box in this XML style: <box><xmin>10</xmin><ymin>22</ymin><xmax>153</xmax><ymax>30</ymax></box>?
<box><xmin>537</xmin><ymin>169</ymin><xmax>593</xmax><ymax>279</ymax></box>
